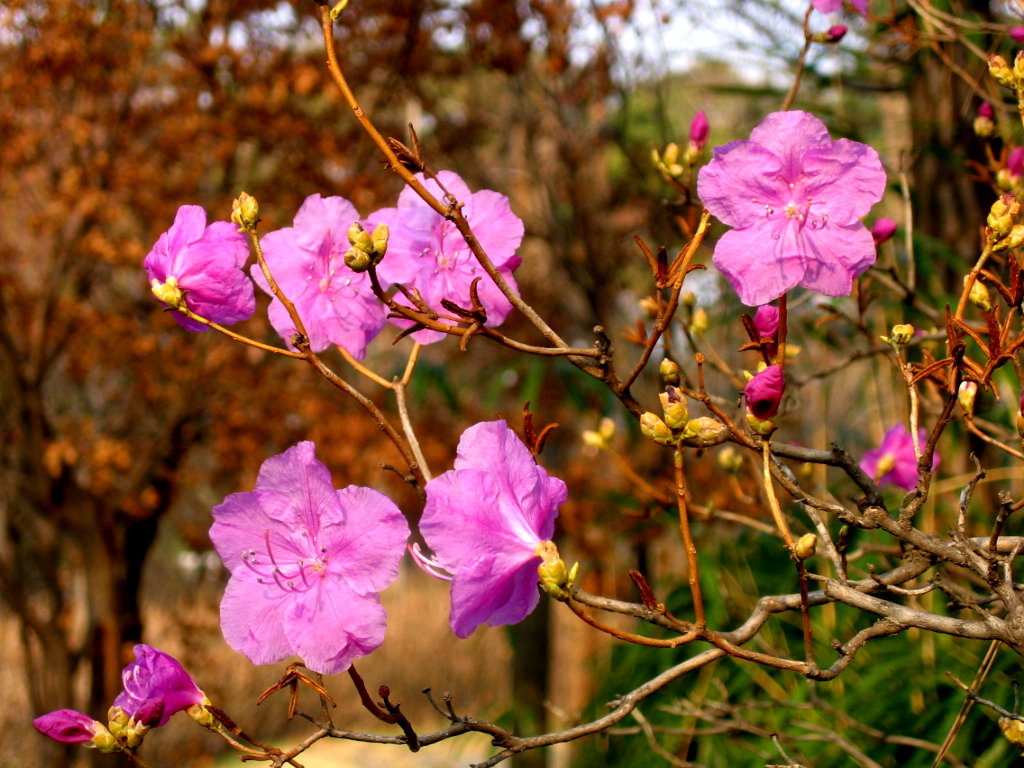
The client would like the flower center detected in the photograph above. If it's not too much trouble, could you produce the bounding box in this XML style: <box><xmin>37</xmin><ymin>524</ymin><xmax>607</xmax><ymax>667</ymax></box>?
<box><xmin>758</xmin><ymin>179</ymin><xmax>829</xmax><ymax>235</ymax></box>
<box><xmin>241</xmin><ymin>529</ymin><xmax>329</xmax><ymax>593</ymax></box>
<box><xmin>305</xmin><ymin>231</ymin><xmax>361</xmax><ymax>301</ymax></box>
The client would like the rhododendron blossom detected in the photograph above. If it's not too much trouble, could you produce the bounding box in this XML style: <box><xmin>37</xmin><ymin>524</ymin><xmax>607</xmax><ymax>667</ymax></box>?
<box><xmin>416</xmin><ymin>420</ymin><xmax>567</xmax><ymax>638</ymax></box>
<box><xmin>860</xmin><ymin>424</ymin><xmax>940</xmax><ymax>491</ymax></box>
<box><xmin>113</xmin><ymin>645</ymin><xmax>205</xmax><ymax>727</ymax></box>
<box><xmin>33</xmin><ymin>710</ymin><xmax>106</xmax><ymax>745</ymax></box>
<box><xmin>210</xmin><ymin>442</ymin><xmax>409</xmax><ymax>674</ymax></box>
<box><xmin>744</xmin><ymin>365</ymin><xmax>785</xmax><ymax>420</ymax></box>
<box><xmin>369</xmin><ymin>171</ymin><xmax>523</xmax><ymax>344</ymax></box>
<box><xmin>144</xmin><ymin>205</ymin><xmax>255</xmax><ymax>331</ymax></box>
<box><xmin>253</xmin><ymin>194</ymin><xmax>386</xmax><ymax>357</ymax></box>
<box><xmin>697</xmin><ymin>111</ymin><xmax>886</xmax><ymax>305</ymax></box>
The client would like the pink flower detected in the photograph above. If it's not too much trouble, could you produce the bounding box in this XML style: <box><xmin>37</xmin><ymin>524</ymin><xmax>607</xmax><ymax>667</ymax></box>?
<box><xmin>144</xmin><ymin>205</ymin><xmax>254</xmax><ymax>332</ymax></box>
<box><xmin>745</xmin><ymin>365</ymin><xmax>785</xmax><ymax>420</ymax></box>
<box><xmin>813</xmin><ymin>0</ymin><xmax>867</xmax><ymax>13</ymax></box>
<box><xmin>697</xmin><ymin>111</ymin><xmax>886</xmax><ymax>305</ymax></box>
<box><xmin>753</xmin><ymin>304</ymin><xmax>780</xmax><ymax>339</ymax></box>
<box><xmin>871</xmin><ymin>218</ymin><xmax>897</xmax><ymax>244</ymax></box>
<box><xmin>253</xmin><ymin>195</ymin><xmax>386</xmax><ymax>358</ymax></box>
<box><xmin>689</xmin><ymin>110</ymin><xmax>709</xmax><ymax>150</ymax></box>
<box><xmin>369</xmin><ymin>171</ymin><xmax>523</xmax><ymax>345</ymax></box>
<box><xmin>860</xmin><ymin>424</ymin><xmax>940</xmax><ymax>491</ymax></box>
<box><xmin>113</xmin><ymin>645</ymin><xmax>204</xmax><ymax>727</ymax></box>
<box><xmin>979</xmin><ymin>102</ymin><xmax>995</xmax><ymax>119</ymax></box>
<box><xmin>33</xmin><ymin>710</ymin><xmax>105</xmax><ymax>744</ymax></box>
<box><xmin>1011</xmin><ymin>26</ymin><xmax>1024</xmax><ymax>45</ymax></box>
<box><xmin>416</xmin><ymin>421</ymin><xmax>567</xmax><ymax>638</ymax></box>
<box><xmin>210</xmin><ymin>442</ymin><xmax>409</xmax><ymax>674</ymax></box>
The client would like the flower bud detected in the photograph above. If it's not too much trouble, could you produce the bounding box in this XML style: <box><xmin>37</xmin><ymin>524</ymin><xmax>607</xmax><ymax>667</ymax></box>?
<box><xmin>997</xmin><ymin>224</ymin><xmax>1024</xmax><ymax>251</ymax></box>
<box><xmin>885</xmin><ymin>323</ymin><xmax>915</xmax><ymax>346</ymax></box>
<box><xmin>1012</xmin><ymin>27</ymin><xmax>1024</xmax><ymax>45</ymax></box>
<box><xmin>582</xmin><ymin>417</ymin><xmax>615</xmax><ymax>451</ymax></box>
<box><xmin>990</xmin><ymin>54</ymin><xmax>1014</xmax><ymax>87</ymax></box>
<box><xmin>344</xmin><ymin>246</ymin><xmax>372</xmax><ymax>272</ymax></box>
<box><xmin>745</xmin><ymin>411</ymin><xmax>776</xmax><ymax>437</ymax></box>
<box><xmin>1009</xmin><ymin>147</ymin><xmax>1024</xmax><ymax>181</ymax></box>
<box><xmin>640</xmin><ymin>412</ymin><xmax>675</xmax><ymax>446</ymax></box>
<box><xmin>871</xmin><ymin>218</ymin><xmax>897</xmax><ymax>245</ymax></box>
<box><xmin>966</xmin><ymin>276</ymin><xmax>992</xmax><ymax>312</ymax></box>
<box><xmin>150</xmin><ymin>277</ymin><xmax>185</xmax><ymax>311</ymax></box>
<box><xmin>638</xmin><ymin>295</ymin><xmax>660</xmax><ymax>318</ymax></box>
<box><xmin>1013</xmin><ymin>50</ymin><xmax>1024</xmax><ymax>83</ymax></box>
<box><xmin>536</xmin><ymin>540</ymin><xmax>578</xmax><ymax>601</ymax></box>
<box><xmin>691</xmin><ymin>307</ymin><xmax>709</xmax><ymax>335</ymax></box>
<box><xmin>681</xmin><ymin>416</ymin><xmax>729</xmax><ymax>446</ymax></box>
<box><xmin>958</xmin><ymin>381</ymin><xmax>978</xmax><ymax>416</ymax></box>
<box><xmin>794</xmin><ymin>533</ymin><xmax>817</xmax><ymax>560</ymax></box>
<box><xmin>188</xmin><ymin>698</ymin><xmax>217</xmax><ymax>729</ymax></box>
<box><xmin>989</xmin><ymin>194</ymin><xmax>1019</xmax><ymax>235</ymax></box>
<box><xmin>662</xmin><ymin>141</ymin><xmax>680</xmax><ymax>166</ymax></box>
<box><xmin>744</xmin><ymin>364</ymin><xmax>784</xmax><ymax>421</ymax></box>
<box><xmin>999</xmin><ymin>716</ymin><xmax>1024</xmax><ymax>748</ymax></box>
<box><xmin>681</xmin><ymin>290</ymin><xmax>697</xmax><ymax>308</ymax></box>
<box><xmin>659</xmin><ymin>386</ymin><xmax>689</xmax><ymax>430</ymax></box>
<box><xmin>688</xmin><ymin>111</ymin><xmax>709</xmax><ymax>151</ymax></box>
<box><xmin>975</xmin><ymin>103</ymin><xmax>995</xmax><ymax>138</ymax></box>
<box><xmin>231</xmin><ymin>192</ymin><xmax>259</xmax><ymax>232</ymax></box>
<box><xmin>92</xmin><ymin>728</ymin><xmax>118</xmax><ymax>753</ymax></box>
<box><xmin>370</xmin><ymin>222</ymin><xmax>389</xmax><ymax>262</ymax></box>
<box><xmin>717</xmin><ymin>445</ymin><xmax>743</xmax><ymax>473</ymax></box>
<box><xmin>652</xmin><ymin>144</ymin><xmax>684</xmax><ymax>177</ymax></box>
<box><xmin>347</xmin><ymin>221</ymin><xmax>372</xmax><ymax>250</ymax></box>
<box><xmin>660</xmin><ymin>358</ymin><xmax>680</xmax><ymax>385</ymax></box>
<box><xmin>753</xmin><ymin>304</ymin><xmax>779</xmax><ymax>339</ymax></box>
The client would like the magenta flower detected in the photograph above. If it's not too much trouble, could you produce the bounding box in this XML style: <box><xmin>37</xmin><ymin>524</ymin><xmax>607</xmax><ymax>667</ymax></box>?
<box><xmin>144</xmin><ymin>205</ymin><xmax>254</xmax><ymax>332</ymax></box>
<box><xmin>753</xmin><ymin>304</ymin><xmax>780</xmax><ymax>339</ymax></box>
<box><xmin>745</xmin><ymin>365</ymin><xmax>785</xmax><ymax>420</ymax></box>
<box><xmin>860</xmin><ymin>424</ymin><xmax>940</xmax><ymax>491</ymax></box>
<box><xmin>113</xmin><ymin>645</ymin><xmax>204</xmax><ymax>727</ymax></box>
<box><xmin>689</xmin><ymin>110</ymin><xmax>709</xmax><ymax>150</ymax></box>
<box><xmin>697</xmin><ymin>111</ymin><xmax>886</xmax><ymax>306</ymax></box>
<box><xmin>416</xmin><ymin>420</ymin><xmax>567</xmax><ymax>638</ymax></box>
<box><xmin>871</xmin><ymin>218</ymin><xmax>897</xmax><ymax>244</ymax></box>
<box><xmin>34</xmin><ymin>710</ymin><xmax>106</xmax><ymax>744</ymax></box>
<box><xmin>210</xmin><ymin>442</ymin><xmax>409</xmax><ymax>674</ymax></box>
<box><xmin>813</xmin><ymin>0</ymin><xmax>867</xmax><ymax>13</ymax></box>
<box><xmin>369</xmin><ymin>171</ymin><xmax>523</xmax><ymax>345</ymax></box>
<box><xmin>253</xmin><ymin>194</ymin><xmax>386</xmax><ymax>358</ymax></box>
<box><xmin>1011</xmin><ymin>26</ymin><xmax>1024</xmax><ymax>45</ymax></box>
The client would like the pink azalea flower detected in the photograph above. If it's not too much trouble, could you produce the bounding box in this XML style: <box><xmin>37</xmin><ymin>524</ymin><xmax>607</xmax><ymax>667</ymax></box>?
<box><xmin>753</xmin><ymin>304</ymin><xmax>780</xmax><ymax>339</ymax></box>
<box><xmin>369</xmin><ymin>171</ymin><xmax>523</xmax><ymax>345</ymax></box>
<box><xmin>697</xmin><ymin>111</ymin><xmax>886</xmax><ymax>306</ymax></box>
<box><xmin>253</xmin><ymin>194</ymin><xmax>387</xmax><ymax>357</ymax></box>
<box><xmin>860</xmin><ymin>424</ymin><xmax>940</xmax><ymax>491</ymax></box>
<box><xmin>144</xmin><ymin>205</ymin><xmax>254</xmax><ymax>332</ymax></box>
<box><xmin>871</xmin><ymin>217</ymin><xmax>897</xmax><ymax>244</ymax></box>
<box><xmin>34</xmin><ymin>710</ymin><xmax>106</xmax><ymax>744</ymax></box>
<box><xmin>416</xmin><ymin>420</ymin><xmax>567</xmax><ymax>638</ymax></box>
<box><xmin>744</xmin><ymin>365</ymin><xmax>785</xmax><ymax>420</ymax></box>
<box><xmin>113</xmin><ymin>645</ymin><xmax>204</xmax><ymax>727</ymax></box>
<box><xmin>210</xmin><ymin>442</ymin><xmax>409</xmax><ymax>674</ymax></box>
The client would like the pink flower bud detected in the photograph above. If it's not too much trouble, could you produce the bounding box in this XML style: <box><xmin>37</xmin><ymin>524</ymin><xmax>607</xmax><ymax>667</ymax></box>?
<box><xmin>33</xmin><ymin>710</ymin><xmax>105</xmax><ymax>744</ymax></box>
<box><xmin>1011</xmin><ymin>26</ymin><xmax>1024</xmax><ymax>45</ymax></box>
<box><xmin>753</xmin><ymin>305</ymin><xmax>780</xmax><ymax>339</ymax></box>
<box><xmin>744</xmin><ymin>365</ymin><xmax>785</xmax><ymax>421</ymax></box>
<box><xmin>979</xmin><ymin>102</ymin><xmax>995</xmax><ymax>119</ymax></box>
<box><xmin>1009</xmin><ymin>146</ymin><xmax>1024</xmax><ymax>180</ymax></box>
<box><xmin>871</xmin><ymin>218</ymin><xmax>897</xmax><ymax>244</ymax></box>
<box><xmin>689</xmin><ymin>110</ymin><xmax>709</xmax><ymax>150</ymax></box>
<box><xmin>827</xmin><ymin>25</ymin><xmax>847</xmax><ymax>42</ymax></box>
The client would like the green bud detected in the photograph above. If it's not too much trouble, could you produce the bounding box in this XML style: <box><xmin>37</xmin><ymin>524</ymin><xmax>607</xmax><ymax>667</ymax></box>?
<box><xmin>717</xmin><ymin>446</ymin><xmax>743</xmax><ymax>473</ymax></box>
<box><xmin>640</xmin><ymin>412</ymin><xmax>675</xmax><ymax>446</ymax></box>
<box><xmin>744</xmin><ymin>411</ymin><xmax>776</xmax><ymax>437</ymax></box>
<box><xmin>681</xmin><ymin>416</ymin><xmax>729</xmax><ymax>446</ymax></box>
<box><xmin>690</xmin><ymin>307</ymin><xmax>709</xmax><ymax>335</ymax></box>
<box><xmin>1014</xmin><ymin>51</ymin><xmax>1024</xmax><ymax>83</ymax></box>
<box><xmin>150</xmin><ymin>277</ymin><xmax>185</xmax><ymax>310</ymax></box>
<box><xmin>794</xmin><ymin>533</ymin><xmax>817</xmax><ymax>561</ymax></box>
<box><xmin>188</xmin><ymin>698</ymin><xmax>217</xmax><ymax>729</ymax></box>
<box><xmin>536</xmin><ymin>541</ymin><xmax>578</xmax><ymax>601</ymax></box>
<box><xmin>659</xmin><ymin>386</ymin><xmax>689</xmax><ymax>430</ymax></box>
<box><xmin>344</xmin><ymin>246</ymin><xmax>372</xmax><ymax>272</ymax></box>
<box><xmin>990</xmin><ymin>54</ymin><xmax>1015</xmax><ymax>87</ymax></box>
<box><xmin>988</xmin><ymin>194</ymin><xmax>1019</xmax><ymax>235</ymax></box>
<box><xmin>958</xmin><ymin>381</ymin><xmax>978</xmax><ymax>416</ymax></box>
<box><xmin>660</xmin><ymin>358</ymin><xmax>680</xmax><ymax>386</ymax></box>
<box><xmin>999</xmin><ymin>717</ymin><xmax>1024</xmax><ymax>749</ymax></box>
<box><xmin>662</xmin><ymin>142</ymin><xmax>680</xmax><ymax>166</ymax></box>
<box><xmin>91</xmin><ymin>727</ymin><xmax>118</xmax><ymax>753</ymax></box>
<box><xmin>976</xmin><ymin>116</ymin><xmax>996</xmax><ymax>139</ymax></box>
<box><xmin>967</xmin><ymin>276</ymin><xmax>992</xmax><ymax>312</ymax></box>
<box><xmin>347</xmin><ymin>221</ymin><xmax>372</xmax><ymax>250</ymax></box>
<box><xmin>884</xmin><ymin>323</ymin><xmax>914</xmax><ymax>346</ymax></box>
<box><xmin>996</xmin><ymin>224</ymin><xmax>1024</xmax><ymax>251</ymax></box>
<box><xmin>231</xmin><ymin>192</ymin><xmax>259</xmax><ymax>232</ymax></box>
<box><xmin>370</xmin><ymin>223</ymin><xmax>389</xmax><ymax>262</ymax></box>
<box><xmin>681</xmin><ymin>290</ymin><xmax>697</xmax><ymax>308</ymax></box>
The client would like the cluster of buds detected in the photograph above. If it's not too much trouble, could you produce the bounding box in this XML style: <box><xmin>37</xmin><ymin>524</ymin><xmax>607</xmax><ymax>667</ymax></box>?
<box><xmin>651</xmin><ymin>111</ymin><xmax>709</xmax><ymax>178</ymax></box>
<box><xmin>986</xmin><ymin>194</ymin><xmax>1024</xmax><ymax>251</ymax></box>
<box><xmin>345</xmin><ymin>221</ymin><xmax>389</xmax><ymax>272</ymax></box>
<box><xmin>988</xmin><ymin>52</ymin><xmax>1024</xmax><ymax>91</ymax></box>
<box><xmin>640</xmin><ymin>387</ymin><xmax>729</xmax><ymax>448</ymax></box>
<box><xmin>536</xmin><ymin>541</ymin><xmax>579</xmax><ymax>601</ymax></box>
<box><xmin>107</xmin><ymin>705</ymin><xmax>154</xmax><ymax>750</ymax></box>
<box><xmin>231</xmin><ymin>191</ymin><xmax>260</xmax><ymax>233</ymax></box>
<box><xmin>581</xmin><ymin>416</ymin><xmax>616</xmax><ymax>452</ymax></box>
<box><xmin>974</xmin><ymin>102</ymin><xmax>995</xmax><ymax>138</ymax></box>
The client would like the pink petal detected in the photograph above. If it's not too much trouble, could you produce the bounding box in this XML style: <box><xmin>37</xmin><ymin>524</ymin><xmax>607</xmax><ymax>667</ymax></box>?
<box><xmin>323</xmin><ymin>485</ymin><xmax>409</xmax><ymax>596</ymax></box>
<box><xmin>796</xmin><ymin>223</ymin><xmax>876</xmax><ymax>297</ymax></box>
<box><xmin>697</xmin><ymin>140</ymin><xmax>786</xmax><ymax>228</ymax></box>
<box><xmin>449</xmin><ymin>553</ymin><xmax>541</xmax><ymax>638</ymax></box>
<box><xmin>711</xmin><ymin>226</ymin><xmax>807</xmax><ymax>306</ymax></box>
<box><xmin>802</xmin><ymin>139</ymin><xmax>886</xmax><ymax>224</ymax></box>
<box><xmin>748</xmin><ymin>112</ymin><xmax>831</xmax><ymax>179</ymax></box>
<box><xmin>220</xmin><ymin>576</ymin><xmax>295</xmax><ymax>665</ymax></box>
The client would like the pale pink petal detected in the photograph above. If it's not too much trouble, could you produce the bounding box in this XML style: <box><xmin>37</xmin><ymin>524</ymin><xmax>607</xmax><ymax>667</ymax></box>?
<box><xmin>712</xmin><ymin>226</ymin><xmax>807</xmax><ymax>306</ymax></box>
<box><xmin>802</xmin><ymin>139</ymin><xmax>887</xmax><ymax>223</ymax></box>
<box><xmin>322</xmin><ymin>485</ymin><xmax>409</xmax><ymax>596</ymax></box>
<box><xmin>449</xmin><ymin>553</ymin><xmax>541</xmax><ymax>639</ymax></box>
<box><xmin>697</xmin><ymin>141</ymin><xmax>786</xmax><ymax>228</ymax></box>
<box><xmin>219</xmin><ymin>576</ymin><xmax>295</xmax><ymax>666</ymax></box>
<box><xmin>797</xmin><ymin>224</ymin><xmax>876</xmax><ymax>297</ymax></box>
<box><xmin>748</xmin><ymin>111</ymin><xmax>831</xmax><ymax>177</ymax></box>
